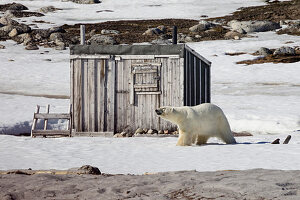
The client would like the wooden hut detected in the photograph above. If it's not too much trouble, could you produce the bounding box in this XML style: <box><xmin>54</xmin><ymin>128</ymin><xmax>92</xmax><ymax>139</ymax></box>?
<box><xmin>70</xmin><ymin>44</ymin><xmax>211</xmax><ymax>135</ymax></box>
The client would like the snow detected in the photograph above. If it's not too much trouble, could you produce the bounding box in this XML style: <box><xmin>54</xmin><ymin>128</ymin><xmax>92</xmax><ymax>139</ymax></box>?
<box><xmin>0</xmin><ymin>133</ymin><xmax>300</xmax><ymax>174</ymax></box>
<box><xmin>0</xmin><ymin>0</ymin><xmax>300</xmax><ymax>173</ymax></box>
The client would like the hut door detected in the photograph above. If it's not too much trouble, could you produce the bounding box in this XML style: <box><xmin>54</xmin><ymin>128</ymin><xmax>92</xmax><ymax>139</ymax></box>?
<box><xmin>130</xmin><ymin>63</ymin><xmax>161</xmax><ymax>104</ymax></box>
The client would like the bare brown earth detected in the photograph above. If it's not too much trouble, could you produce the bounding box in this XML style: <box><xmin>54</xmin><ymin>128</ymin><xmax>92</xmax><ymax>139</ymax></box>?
<box><xmin>209</xmin><ymin>0</ymin><xmax>300</xmax><ymax>23</ymax></box>
<box><xmin>1</xmin><ymin>169</ymin><xmax>300</xmax><ymax>200</ymax></box>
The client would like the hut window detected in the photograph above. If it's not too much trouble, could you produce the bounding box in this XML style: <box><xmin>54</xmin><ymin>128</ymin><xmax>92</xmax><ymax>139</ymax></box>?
<box><xmin>131</xmin><ymin>63</ymin><xmax>161</xmax><ymax>93</ymax></box>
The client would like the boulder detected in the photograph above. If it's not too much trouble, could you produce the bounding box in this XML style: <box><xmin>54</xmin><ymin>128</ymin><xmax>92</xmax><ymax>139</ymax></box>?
<box><xmin>77</xmin><ymin>165</ymin><xmax>101</xmax><ymax>175</ymax></box>
<box><xmin>158</xmin><ymin>130</ymin><xmax>164</xmax><ymax>134</ymax></box>
<box><xmin>0</xmin><ymin>44</ymin><xmax>5</xmax><ymax>49</ymax></box>
<box><xmin>25</xmin><ymin>44</ymin><xmax>39</xmax><ymax>50</ymax></box>
<box><xmin>189</xmin><ymin>21</ymin><xmax>215</xmax><ymax>32</ymax></box>
<box><xmin>50</xmin><ymin>32</ymin><xmax>64</xmax><ymax>43</ymax></box>
<box><xmin>135</xmin><ymin>128</ymin><xmax>145</xmax><ymax>134</ymax></box>
<box><xmin>147</xmin><ymin>129</ymin><xmax>158</xmax><ymax>134</ymax></box>
<box><xmin>228</xmin><ymin>20</ymin><xmax>280</xmax><ymax>33</ymax></box>
<box><xmin>143</xmin><ymin>26</ymin><xmax>166</xmax><ymax>36</ymax></box>
<box><xmin>6</xmin><ymin>3</ymin><xmax>28</xmax><ymax>11</ymax></box>
<box><xmin>224</xmin><ymin>31</ymin><xmax>244</xmax><ymax>40</ymax></box>
<box><xmin>101</xmin><ymin>29</ymin><xmax>120</xmax><ymax>35</ymax></box>
<box><xmin>0</xmin><ymin>17</ymin><xmax>19</xmax><ymax>26</ymax></box>
<box><xmin>273</xmin><ymin>46</ymin><xmax>295</xmax><ymax>56</ymax></box>
<box><xmin>258</xmin><ymin>47</ymin><xmax>272</xmax><ymax>56</ymax></box>
<box><xmin>8</xmin><ymin>28</ymin><xmax>18</xmax><ymax>37</ymax></box>
<box><xmin>88</xmin><ymin>34</ymin><xmax>117</xmax><ymax>45</ymax></box>
<box><xmin>39</xmin><ymin>6</ymin><xmax>59</xmax><ymax>13</ymax></box>
<box><xmin>55</xmin><ymin>42</ymin><xmax>66</xmax><ymax>50</ymax></box>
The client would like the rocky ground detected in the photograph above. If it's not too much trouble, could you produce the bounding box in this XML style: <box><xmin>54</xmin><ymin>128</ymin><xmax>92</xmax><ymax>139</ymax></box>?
<box><xmin>0</xmin><ymin>1</ymin><xmax>300</xmax><ymax>64</ymax></box>
<box><xmin>1</xmin><ymin>167</ymin><xmax>300</xmax><ymax>200</ymax></box>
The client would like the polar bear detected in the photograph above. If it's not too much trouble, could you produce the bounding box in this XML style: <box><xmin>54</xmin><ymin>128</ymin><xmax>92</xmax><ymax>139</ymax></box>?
<box><xmin>155</xmin><ymin>103</ymin><xmax>236</xmax><ymax>146</ymax></box>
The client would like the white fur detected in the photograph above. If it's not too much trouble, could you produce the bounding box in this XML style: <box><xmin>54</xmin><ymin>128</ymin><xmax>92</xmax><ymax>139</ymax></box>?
<box><xmin>156</xmin><ymin>103</ymin><xmax>236</xmax><ymax>146</ymax></box>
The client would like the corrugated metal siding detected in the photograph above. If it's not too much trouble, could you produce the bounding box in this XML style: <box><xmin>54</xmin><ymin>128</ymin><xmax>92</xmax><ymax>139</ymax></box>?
<box><xmin>184</xmin><ymin>49</ymin><xmax>211</xmax><ymax>106</ymax></box>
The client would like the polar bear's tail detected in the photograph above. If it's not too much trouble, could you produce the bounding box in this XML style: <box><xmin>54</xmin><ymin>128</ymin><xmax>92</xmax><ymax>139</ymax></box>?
<box><xmin>218</xmin><ymin>112</ymin><xmax>237</xmax><ymax>144</ymax></box>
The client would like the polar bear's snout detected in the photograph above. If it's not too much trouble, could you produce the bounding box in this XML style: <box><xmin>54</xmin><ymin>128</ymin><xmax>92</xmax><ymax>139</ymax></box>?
<box><xmin>155</xmin><ymin>108</ymin><xmax>163</xmax><ymax>115</ymax></box>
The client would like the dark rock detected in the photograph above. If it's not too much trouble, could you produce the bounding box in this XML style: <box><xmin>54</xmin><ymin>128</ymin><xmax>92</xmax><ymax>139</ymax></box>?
<box><xmin>25</xmin><ymin>44</ymin><xmax>39</xmax><ymax>50</ymax></box>
<box><xmin>77</xmin><ymin>165</ymin><xmax>101</xmax><ymax>175</ymax></box>
<box><xmin>50</xmin><ymin>32</ymin><xmax>64</xmax><ymax>42</ymax></box>
<box><xmin>271</xmin><ymin>138</ymin><xmax>280</xmax><ymax>144</ymax></box>
<box><xmin>258</xmin><ymin>47</ymin><xmax>273</xmax><ymax>56</ymax></box>
<box><xmin>48</xmin><ymin>27</ymin><xmax>65</xmax><ymax>34</ymax></box>
<box><xmin>0</xmin><ymin>17</ymin><xmax>19</xmax><ymax>26</ymax></box>
<box><xmin>283</xmin><ymin>135</ymin><xmax>291</xmax><ymax>144</ymax></box>
<box><xmin>0</xmin><ymin>3</ymin><xmax>28</xmax><ymax>12</ymax></box>
<box><xmin>0</xmin><ymin>44</ymin><xmax>5</xmax><ymax>49</ymax></box>
<box><xmin>147</xmin><ymin>129</ymin><xmax>158</xmax><ymax>134</ymax></box>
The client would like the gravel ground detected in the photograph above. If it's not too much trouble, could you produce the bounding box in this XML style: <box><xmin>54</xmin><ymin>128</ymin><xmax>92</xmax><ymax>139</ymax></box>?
<box><xmin>1</xmin><ymin>168</ymin><xmax>300</xmax><ymax>199</ymax></box>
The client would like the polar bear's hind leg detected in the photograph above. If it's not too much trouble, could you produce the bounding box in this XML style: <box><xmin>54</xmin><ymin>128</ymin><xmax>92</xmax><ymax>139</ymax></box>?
<box><xmin>196</xmin><ymin>136</ymin><xmax>209</xmax><ymax>145</ymax></box>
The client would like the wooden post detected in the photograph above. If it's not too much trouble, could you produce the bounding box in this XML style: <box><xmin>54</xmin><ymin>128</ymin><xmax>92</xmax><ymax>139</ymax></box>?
<box><xmin>67</xmin><ymin>104</ymin><xmax>72</xmax><ymax>137</ymax></box>
<box><xmin>31</xmin><ymin>105</ymin><xmax>40</xmax><ymax>137</ymax></box>
<box><xmin>80</xmin><ymin>25</ymin><xmax>85</xmax><ymax>45</ymax></box>
<box><xmin>172</xmin><ymin>26</ymin><xmax>177</xmax><ymax>45</ymax></box>
<box><xmin>44</xmin><ymin>104</ymin><xmax>50</xmax><ymax>130</ymax></box>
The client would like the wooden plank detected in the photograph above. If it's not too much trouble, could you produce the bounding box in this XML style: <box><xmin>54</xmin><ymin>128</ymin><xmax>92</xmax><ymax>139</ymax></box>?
<box><xmin>106</xmin><ymin>58</ymin><xmax>116</xmax><ymax>132</ymax></box>
<box><xmin>179</xmin><ymin>58</ymin><xmax>184</xmax><ymax>106</ymax></box>
<box><xmin>77</xmin><ymin>59</ymin><xmax>83</xmax><ymax>132</ymax></box>
<box><xmin>134</xmin><ymin>84</ymin><xmax>158</xmax><ymax>88</ymax></box>
<box><xmin>83</xmin><ymin>59</ymin><xmax>89</xmax><ymax>131</ymax></box>
<box><xmin>116</xmin><ymin>55</ymin><xmax>155</xmax><ymax>60</ymax></box>
<box><xmin>31</xmin><ymin>105</ymin><xmax>40</xmax><ymax>137</ymax></box>
<box><xmin>34</xmin><ymin>113</ymin><xmax>71</xmax><ymax>119</ymax></box>
<box><xmin>154</xmin><ymin>55</ymin><xmax>180</xmax><ymax>59</ymax></box>
<box><xmin>98</xmin><ymin>59</ymin><xmax>106</xmax><ymax>132</ymax></box>
<box><xmin>70</xmin><ymin>55</ymin><xmax>111</xmax><ymax>59</ymax></box>
<box><xmin>43</xmin><ymin>104</ymin><xmax>50</xmax><ymax>130</ymax></box>
<box><xmin>73</xmin><ymin>132</ymin><xmax>114</xmax><ymax>137</ymax></box>
<box><xmin>32</xmin><ymin>130</ymin><xmax>70</xmax><ymax>136</ymax></box>
<box><xmin>67</xmin><ymin>104</ymin><xmax>72</xmax><ymax>136</ymax></box>
<box><xmin>70</xmin><ymin>59</ymin><xmax>74</xmax><ymax>129</ymax></box>
<box><xmin>88</xmin><ymin>59</ymin><xmax>96</xmax><ymax>132</ymax></box>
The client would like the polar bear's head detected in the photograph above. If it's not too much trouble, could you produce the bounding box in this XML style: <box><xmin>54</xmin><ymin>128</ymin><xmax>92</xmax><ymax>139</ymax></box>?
<box><xmin>155</xmin><ymin>106</ymin><xmax>179</xmax><ymax>123</ymax></box>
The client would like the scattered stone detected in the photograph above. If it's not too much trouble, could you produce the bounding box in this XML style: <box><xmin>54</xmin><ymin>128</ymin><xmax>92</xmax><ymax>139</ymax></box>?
<box><xmin>232</xmin><ymin>131</ymin><xmax>253</xmax><ymax>137</ymax></box>
<box><xmin>143</xmin><ymin>26</ymin><xmax>166</xmax><ymax>36</ymax></box>
<box><xmin>127</xmin><ymin>132</ymin><xmax>134</xmax><ymax>137</ymax></box>
<box><xmin>87</xmin><ymin>29</ymin><xmax>97</xmax><ymax>38</ymax></box>
<box><xmin>120</xmin><ymin>132</ymin><xmax>127</xmax><ymax>137</ymax></box>
<box><xmin>0</xmin><ymin>16</ymin><xmax>19</xmax><ymax>26</ymax></box>
<box><xmin>39</xmin><ymin>6</ymin><xmax>60</xmax><ymax>13</ymax></box>
<box><xmin>55</xmin><ymin>42</ymin><xmax>66</xmax><ymax>50</ymax></box>
<box><xmin>147</xmin><ymin>129</ymin><xmax>158</xmax><ymax>134</ymax></box>
<box><xmin>228</xmin><ymin>20</ymin><xmax>280</xmax><ymax>33</ymax></box>
<box><xmin>88</xmin><ymin>34</ymin><xmax>117</xmax><ymax>45</ymax></box>
<box><xmin>4</xmin><ymin>10</ymin><xmax>45</xmax><ymax>18</ymax></box>
<box><xmin>172</xmin><ymin>131</ymin><xmax>179</xmax><ymax>135</ymax></box>
<box><xmin>189</xmin><ymin>20</ymin><xmax>215</xmax><ymax>32</ymax></box>
<box><xmin>164</xmin><ymin>130</ymin><xmax>169</xmax><ymax>134</ymax></box>
<box><xmin>258</xmin><ymin>47</ymin><xmax>273</xmax><ymax>56</ymax></box>
<box><xmin>101</xmin><ymin>29</ymin><xmax>120</xmax><ymax>35</ymax></box>
<box><xmin>65</xmin><ymin>0</ymin><xmax>101</xmax><ymax>4</ymax></box>
<box><xmin>143</xmin><ymin>128</ymin><xmax>148</xmax><ymax>133</ymax></box>
<box><xmin>273</xmin><ymin>46</ymin><xmax>295</xmax><ymax>56</ymax></box>
<box><xmin>135</xmin><ymin>128</ymin><xmax>145</xmax><ymax>134</ymax></box>
<box><xmin>224</xmin><ymin>31</ymin><xmax>244</xmax><ymax>40</ymax></box>
<box><xmin>177</xmin><ymin>33</ymin><xmax>194</xmax><ymax>43</ymax></box>
<box><xmin>8</xmin><ymin>28</ymin><xmax>18</xmax><ymax>37</ymax></box>
<box><xmin>49</xmin><ymin>27</ymin><xmax>65</xmax><ymax>34</ymax></box>
<box><xmin>158</xmin><ymin>130</ymin><xmax>164</xmax><ymax>134</ymax></box>
<box><xmin>50</xmin><ymin>32</ymin><xmax>63</xmax><ymax>42</ymax></box>
<box><xmin>113</xmin><ymin>133</ymin><xmax>122</xmax><ymax>138</ymax></box>
<box><xmin>77</xmin><ymin>165</ymin><xmax>101</xmax><ymax>175</ymax></box>
<box><xmin>25</xmin><ymin>44</ymin><xmax>39</xmax><ymax>50</ymax></box>
<box><xmin>0</xmin><ymin>44</ymin><xmax>5</xmax><ymax>49</ymax></box>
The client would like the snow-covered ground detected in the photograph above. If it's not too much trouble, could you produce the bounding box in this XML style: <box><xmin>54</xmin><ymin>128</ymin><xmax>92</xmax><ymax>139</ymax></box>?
<box><xmin>1</xmin><ymin>133</ymin><xmax>300</xmax><ymax>174</ymax></box>
<box><xmin>0</xmin><ymin>0</ymin><xmax>299</xmax><ymax>173</ymax></box>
